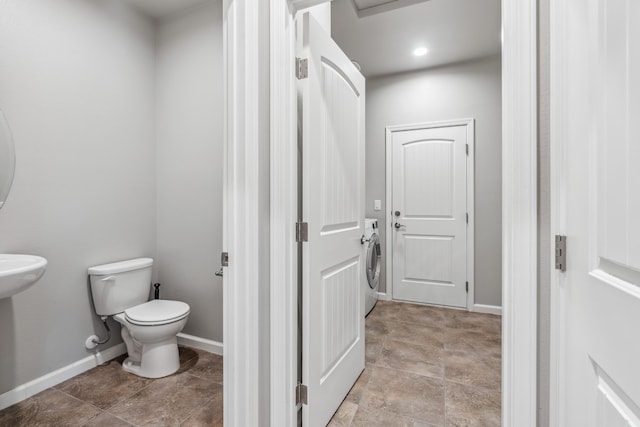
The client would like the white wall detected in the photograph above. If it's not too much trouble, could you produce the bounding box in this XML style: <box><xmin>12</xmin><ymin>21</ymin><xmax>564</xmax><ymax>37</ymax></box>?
<box><xmin>0</xmin><ymin>0</ymin><xmax>156</xmax><ymax>394</ymax></box>
<box><xmin>366</xmin><ymin>55</ymin><xmax>503</xmax><ymax>307</ymax></box>
<box><xmin>155</xmin><ymin>1</ymin><xmax>224</xmax><ymax>342</ymax></box>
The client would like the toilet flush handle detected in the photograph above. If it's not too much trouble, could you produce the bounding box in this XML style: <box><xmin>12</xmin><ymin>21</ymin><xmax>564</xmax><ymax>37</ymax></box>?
<box><xmin>100</xmin><ymin>276</ymin><xmax>116</xmax><ymax>283</ymax></box>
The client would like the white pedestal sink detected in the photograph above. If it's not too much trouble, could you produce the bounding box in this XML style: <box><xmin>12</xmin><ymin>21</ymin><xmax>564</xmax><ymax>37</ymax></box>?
<box><xmin>0</xmin><ymin>254</ymin><xmax>47</xmax><ymax>299</ymax></box>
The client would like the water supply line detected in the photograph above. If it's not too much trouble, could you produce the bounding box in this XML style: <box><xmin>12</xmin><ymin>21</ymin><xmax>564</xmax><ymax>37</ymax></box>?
<box><xmin>85</xmin><ymin>316</ymin><xmax>111</xmax><ymax>349</ymax></box>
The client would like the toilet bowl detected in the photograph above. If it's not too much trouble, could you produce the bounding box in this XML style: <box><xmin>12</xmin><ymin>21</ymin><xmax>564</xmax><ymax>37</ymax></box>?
<box><xmin>88</xmin><ymin>258</ymin><xmax>190</xmax><ymax>379</ymax></box>
<box><xmin>114</xmin><ymin>299</ymin><xmax>190</xmax><ymax>378</ymax></box>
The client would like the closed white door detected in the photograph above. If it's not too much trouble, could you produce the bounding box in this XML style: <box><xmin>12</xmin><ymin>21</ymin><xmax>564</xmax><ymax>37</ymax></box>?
<box><xmin>553</xmin><ymin>0</ymin><xmax>640</xmax><ymax>424</ymax></box>
<box><xmin>298</xmin><ymin>12</ymin><xmax>366</xmax><ymax>427</ymax></box>
<box><xmin>389</xmin><ymin>122</ymin><xmax>471</xmax><ymax>308</ymax></box>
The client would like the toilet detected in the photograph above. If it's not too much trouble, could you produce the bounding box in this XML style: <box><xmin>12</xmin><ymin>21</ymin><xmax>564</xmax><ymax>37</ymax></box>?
<box><xmin>88</xmin><ymin>258</ymin><xmax>190</xmax><ymax>378</ymax></box>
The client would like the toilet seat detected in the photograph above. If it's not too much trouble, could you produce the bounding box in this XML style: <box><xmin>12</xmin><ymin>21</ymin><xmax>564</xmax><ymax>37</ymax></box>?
<box><xmin>124</xmin><ymin>300</ymin><xmax>190</xmax><ymax>326</ymax></box>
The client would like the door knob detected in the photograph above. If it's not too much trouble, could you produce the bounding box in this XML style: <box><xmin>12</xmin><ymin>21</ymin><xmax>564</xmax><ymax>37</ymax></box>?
<box><xmin>394</xmin><ymin>222</ymin><xmax>405</xmax><ymax>229</ymax></box>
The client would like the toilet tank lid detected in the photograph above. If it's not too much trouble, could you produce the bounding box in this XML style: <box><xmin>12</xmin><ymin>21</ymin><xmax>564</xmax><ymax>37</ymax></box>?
<box><xmin>88</xmin><ymin>258</ymin><xmax>153</xmax><ymax>275</ymax></box>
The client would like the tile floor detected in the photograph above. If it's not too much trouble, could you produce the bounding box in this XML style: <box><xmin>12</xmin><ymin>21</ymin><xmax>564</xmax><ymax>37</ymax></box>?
<box><xmin>328</xmin><ymin>300</ymin><xmax>502</xmax><ymax>427</ymax></box>
<box><xmin>0</xmin><ymin>347</ymin><xmax>223</xmax><ymax>426</ymax></box>
<box><xmin>0</xmin><ymin>300</ymin><xmax>500</xmax><ymax>427</ymax></box>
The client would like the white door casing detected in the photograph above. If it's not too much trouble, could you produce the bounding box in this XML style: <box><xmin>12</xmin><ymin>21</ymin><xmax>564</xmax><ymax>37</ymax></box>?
<box><xmin>298</xmin><ymin>12</ymin><xmax>366</xmax><ymax>427</ymax></box>
<box><xmin>550</xmin><ymin>0</ymin><xmax>640</xmax><ymax>425</ymax></box>
<box><xmin>386</xmin><ymin>120</ymin><xmax>474</xmax><ymax>309</ymax></box>
<box><xmin>265</xmin><ymin>0</ymin><xmax>538</xmax><ymax>425</ymax></box>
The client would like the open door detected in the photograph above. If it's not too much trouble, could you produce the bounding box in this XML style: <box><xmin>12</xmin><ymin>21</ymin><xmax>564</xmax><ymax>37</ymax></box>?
<box><xmin>552</xmin><ymin>0</ymin><xmax>640</xmax><ymax>424</ymax></box>
<box><xmin>297</xmin><ymin>12</ymin><xmax>366</xmax><ymax>427</ymax></box>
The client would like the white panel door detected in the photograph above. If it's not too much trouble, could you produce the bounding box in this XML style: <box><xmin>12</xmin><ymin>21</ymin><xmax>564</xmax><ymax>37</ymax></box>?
<box><xmin>390</xmin><ymin>123</ymin><xmax>469</xmax><ymax>308</ymax></box>
<box><xmin>554</xmin><ymin>0</ymin><xmax>640</xmax><ymax>424</ymax></box>
<box><xmin>298</xmin><ymin>12</ymin><xmax>366</xmax><ymax>427</ymax></box>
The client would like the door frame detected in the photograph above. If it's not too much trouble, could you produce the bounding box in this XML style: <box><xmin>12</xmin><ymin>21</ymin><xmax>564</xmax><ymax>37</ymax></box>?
<box><xmin>384</xmin><ymin>119</ymin><xmax>475</xmax><ymax>311</ymax></box>
<box><xmin>223</xmin><ymin>0</ymin><xmax>539</xmax><ymax>426</ymax></box>
<box><xmin>547</xmin><ymin>0</ymin><xmax>569</xmax><ymax>423</ymax></box>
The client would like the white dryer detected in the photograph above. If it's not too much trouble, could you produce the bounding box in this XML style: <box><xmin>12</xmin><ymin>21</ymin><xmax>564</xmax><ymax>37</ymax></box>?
<box><xmin>364</xmin><ymin>218</ymin><xmax>380</xmax><ymax>316</ymax></box>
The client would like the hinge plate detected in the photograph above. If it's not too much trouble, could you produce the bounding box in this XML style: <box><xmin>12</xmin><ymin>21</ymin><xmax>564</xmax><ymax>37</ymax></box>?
<box><xmin>296</xmin><ymin>383</ymin><xmax>308</xmax><ymax>405</ymax></box>
<box><xmin>466</xmin><ymin>143</ymin><xmax>469</xmax><ymax>155</ymax></box>
<box><xmin>296</xmin><ymin>222</ymin><xmax>308</xmax><ymax>242</ymax></box>
<box><xmin>221</xmin><ymin>252</ymin><xmax>229</xmax><ymax>267</ymax></box>
<box><xmin>296</xmin><ymin>57</ymin><xmax>308</xmax><ymax>80</ymax></box>
<box><xmin>466</xmin><ymin>281</ymin><xmax>469</xmax><ymax>293</ymax></box>
<box><xmin>555</xmin><ymin>235</ymin><xmax>567</xmax><ymax>271</ymax></box>
<box><xmin>466</xmin><ymin>213</ymin><xmax>469</xmax><ymax>224</ymax></box>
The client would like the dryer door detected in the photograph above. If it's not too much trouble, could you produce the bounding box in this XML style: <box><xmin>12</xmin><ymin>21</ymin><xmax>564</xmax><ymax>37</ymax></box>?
<box><xmin>366</xmin><ymin>233</ymin><xmax>381</xmax><ymax>289</ymax></box>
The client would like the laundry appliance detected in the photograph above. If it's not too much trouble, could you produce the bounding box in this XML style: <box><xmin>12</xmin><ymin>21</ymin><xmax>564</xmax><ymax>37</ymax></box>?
<box><xmin>364</xmin><ymin>218</ymin><xmax>381</xmax><ymax>316</ymax></box>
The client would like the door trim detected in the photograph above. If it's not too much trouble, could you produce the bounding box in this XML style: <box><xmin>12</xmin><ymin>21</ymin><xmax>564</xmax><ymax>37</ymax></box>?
<box><xmin>501</xmin><ymin>0</ymin><xmax>538</xmax><ymax>425</ymax></box>
<box><xmin>269</xmin><ymin>0</ymin><xmax>298</xmax><ymax>425</ymax></box>
<box><xmin>548</xmin><ymin>0</ymin><xmax>568</xmax><ymax>424</ymax></box>
<box><xmin>385</xmin><ymin>118</ymin><xmax>475</xmax><ymax>311</ymax></box>
<box><xmin>222</xmin><ymin>1</ymin><xmax>271</xmax><ymax>426</ymax></box>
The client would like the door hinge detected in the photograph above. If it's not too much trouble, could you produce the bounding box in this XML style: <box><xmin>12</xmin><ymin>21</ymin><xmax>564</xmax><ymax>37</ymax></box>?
<box><xmin>466</xmin><ymin>281</ymin><xmax>469</xmax><ymax>293</ymax></box>
<box><xmin>555</xmin><ymin>235</ymin><xmax>567</xmax><ymax>272</ymax></box>
<box><xmin>466</xmin><ymin>213</ymin><xmax>469</xmax><ymax>224</ymax></box>
<box><xmin>220</xmin><ymin>252</ymin><xmax>229</xmax><ymax>267</ymax></box>
<box><xmin>466</xmin><ymin>144</ymin><xmax>469</xmax><ymax>155</ymax></box>
<box><xmin>296</xmin><ymin>57</ymin><xmax>308</xmax><ymax>80</ymax></box>
<box><xmin>296</xmin><ymin>222</ymin><xmax>308</xmax><ymax>242</ymax></box>
<box><xmin>296</xmin><ymin>382</ymin><xmax>308</xmax><ymax>405</ymax></box>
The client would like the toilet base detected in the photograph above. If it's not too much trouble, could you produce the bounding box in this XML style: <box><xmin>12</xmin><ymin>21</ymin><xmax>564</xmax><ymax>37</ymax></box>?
<box><xmin>121</xmin><ymin>337</ymin><xmax>180</xmax><ymax>378</ymax></box>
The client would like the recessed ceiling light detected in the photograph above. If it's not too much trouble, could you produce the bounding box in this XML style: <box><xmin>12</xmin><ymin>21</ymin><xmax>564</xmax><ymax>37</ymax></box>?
<box><xmin>413</xmin><ymin>47</ymin><xmax>428</xmax><ymax>57</ymax></box>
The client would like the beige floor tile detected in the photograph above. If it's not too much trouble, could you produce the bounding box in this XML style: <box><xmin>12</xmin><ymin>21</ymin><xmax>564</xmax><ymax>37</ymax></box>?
<box><xmin>445</xmin><ymin>382</ymin><xmax>501</xmax><ymax>427</ymax></box>
<box><xmin>180</xmin><ymin>385</ymin><xmax>224</xmax><ymax>427</ymax></box>
<box><xmin>0</xmin><ymin>389</ymin><xmax>101</xmax><ymax>427</ymax></box>
<box><xmin>328</xmin><ymin>400</ymin><xmax>358</xmax><ymax>427</ymax></box>
<box><xmin>107</xmin><ymin>373</ymin><xmax>220</xmax><ymax>426</ymax></box>
<box><xmin>351</xmin><ymin>406</ymin><xmax>440</xmax><ymax>427</ymax></box>
<box><xmin>387</xmin><ymin>320</ymin><xmax>445</xmax><ymax>348</ymax></box>
<box><xmin>360</xmin><ymin>366</ymin><xmax>445</xmax><ymax>425</ymax></box>
<box><xmin>366</xmin><ymin>315</ymin><xmax>391</xmax><ymax>339</ymax></box>
<box><xmin>444</xmin><ymin>329</ymin><xmax>501</xmax><ymax>358</ymax></box>
<box><xmin>345</xmin><ymin>365</ymin><xmax>372</xmax><ymax>404</ymax></box>
<box><xmin>375</xmin><ymin>339</ymin><xmax>444</xmax><ymax>379</ymax></box>
<box><xmin>444</xmin><ymin>350</ymin><xmax>501</xmax><ymax>391</ymax></box>
<box><xmin>444</xmin><ymin>311</ymin><xmax>501</xmax><ymax>336</ymax></box>
<box><xmin>365</xmin><ymin>334</ymin><xmax>384</xmax><ymax>364</ymax></box>
<box><xmin>55</xmin><ymin>358</ymin><xmax>153</xmax><ymax>410</ymax></box>
<box><xmin>83</xmin><ymin>411</ymin><xmax>135</xmax><ymax>426</ymax></box>
<box><xmin>184</xmin><ymin>350</ymin><xmax>224</xmax><ymax>384</ymax></box>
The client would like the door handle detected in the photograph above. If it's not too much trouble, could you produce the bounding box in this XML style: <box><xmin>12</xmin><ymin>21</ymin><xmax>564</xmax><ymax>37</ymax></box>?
<box><xmin>394</xmin><ymin>222</ymin><xmax>405</xmax><ymax>229</ymax></box>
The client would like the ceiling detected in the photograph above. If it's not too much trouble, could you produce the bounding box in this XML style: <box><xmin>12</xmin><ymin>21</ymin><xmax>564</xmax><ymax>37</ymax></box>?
<box><xmin>124</xmin><ymin>0</ymin><xmax>212</xmax><ymax>19</ymax></box>
<box><xmin>331</xmin><ymin>0</ymin><xmax>501</xmax><ymax>77</ymax></box>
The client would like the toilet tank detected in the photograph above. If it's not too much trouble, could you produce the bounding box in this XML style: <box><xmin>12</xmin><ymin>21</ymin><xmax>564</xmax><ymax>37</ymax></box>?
<box><xmin>88</xmin><ymin>258</ymin><xmax>153</xmax><ymax>316</ymax></box>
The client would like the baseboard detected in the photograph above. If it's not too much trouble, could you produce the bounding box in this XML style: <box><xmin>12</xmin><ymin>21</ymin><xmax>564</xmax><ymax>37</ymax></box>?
<box><xmin>177</xmin><ymin>333</ymin><xmax>223</xmax><ymax>356</ymax></box>
<box><xmin>473</xmin><ymin>304</ymin><xmax>503</xmax><ymax>316</ymax></box>
<box><xmin>376</xmin><ymin>291</ymin><xmax>391</xmax><ymax>301</ymax></box>
<box><xmin>0</xmin><ymin>343</ymin><xmax>126</xmax><ymax>411</ymax></box>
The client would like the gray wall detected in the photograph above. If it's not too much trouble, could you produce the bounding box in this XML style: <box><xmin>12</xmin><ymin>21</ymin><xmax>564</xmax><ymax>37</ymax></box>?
<box><xmin>366</xmin><ymin>55</ymin><xmax>503</xmax><ymax>307</ymax></box>
<box><xmin>0</xmin><ymin>0</ymin><xmax>156</xmax><ymax>394</ymax></box>
<box><xmin>155</xmin><ymin>1</ymin><xmax>224</xmax><ymax>343</ymax></box>
<box><xmin>0</xmin><ymin>0</ymin><xmax>225</xmax><ymax>396</ymax></box>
